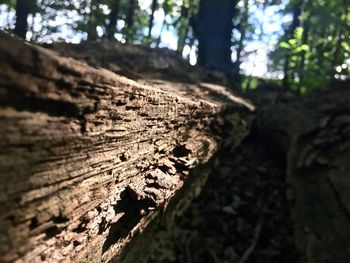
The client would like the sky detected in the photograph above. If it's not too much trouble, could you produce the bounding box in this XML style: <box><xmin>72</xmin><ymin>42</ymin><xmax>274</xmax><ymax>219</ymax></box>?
<box><xmin>0</xmin><ymin>0</ymin><xmax>289</xmax><ymax>78</ymax></box>
<box><xmin>241</xmin><ymin>1</ymin><xmax>290</xmax><ymax>78</ymax></box>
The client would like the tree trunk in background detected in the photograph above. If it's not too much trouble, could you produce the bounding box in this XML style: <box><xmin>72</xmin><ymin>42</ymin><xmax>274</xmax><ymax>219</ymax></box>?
<box><xmin>298</xmin><ymin>17</ymin><xmax>309</xmax><ymax>83</ymax></box>
<box><xmin>155</xmin><ymin>20</ymin><xmax>165</xmax><ymax>47</ymax></box>
<box><xmin>194</xmin><ymin>0</ymin><xmax>237</xmax><ymax>74</ymax></box>
<box><xmin>14</xmin><ymin>0</ymin><xmax>30</xmax><ymax>39</ymax></box>
<box><xmin>176</xmin><ymin>5</ymin><xmax>189</xmax><ymax>55</ymax></box>
<box><xmin>329</xmin><ymin>2</ymin><xmax>347</xmax><ymax>79</ymax></box>
<box><xmin>87</xmin><ymin>0</ymin><xmax>99</xmax><ymax>41</ymax></box>
<box><xmin>125</xmin><ymin>0</ymin><xmax>137</xmax><ymax>43</ymax></box>
<box><xmin>282</xmin><ymin>2</ymin><xmax>301</xmax><ymax>89</ymax></box>
<box><xmin>148</xmin><ymin>0</ymin><xmax>157</xmax><ymax>38</ymax></box>
<box><xmin>233</xmin><ymin>0</ymin><xmax>248</xmax><ymax>81</ymax></box>
<box><xmin>106</xmin><ymin>0</ymin><xmax>120</xmax><ymax>40</ymax></box>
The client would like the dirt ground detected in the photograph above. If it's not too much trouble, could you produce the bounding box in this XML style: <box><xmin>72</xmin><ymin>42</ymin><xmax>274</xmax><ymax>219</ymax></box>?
<box><xmin>146</xmin><ymin>129</ymin><xmax>299</xmax><ymax>263</ymax></box>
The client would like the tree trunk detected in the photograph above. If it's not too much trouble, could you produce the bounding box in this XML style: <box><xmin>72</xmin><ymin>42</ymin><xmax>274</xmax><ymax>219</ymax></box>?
<box><xmin>176</xmin><ymin>5</ymin><xmax>189</xmax><ymax>55</ymax></box>
<box><xmin>87</xmin><ymin>0</ymin><xmax>99</xmax><ymax>41</ymax></box>
<box><xmin>14</xmin><ymin>0</ymin><xmax>30</xmax><ymax>39</ymax></box>
<box><xmin>155</xmin><ymin>19</ymin><xmax>166</xmax><ymax>47</ymax></box>
<box><xmin>106</xmin><ymin>0</ymin><xmax>120</xmax><ymax>40</ymax></box>
<box><xmin>298</xmin><ymin>16</ymin><xmax>310</xmax><ymax>83</ymax></box>
<box><xmin>233</xmin><ymin>0</ymin><xmax>248</xmax><ymax>81</ymax></box>
<box><xmin>0</xmin><ymin>31</ymin><xmax>253</xmax><ymax>263</ymax></box>
<box><xmin>194</xmin><ymin>0</ymin><xmax>237</xmax><ymax>74</ymax></box>
<box><xmin>282</xmin><ymin>2</ymin><xmax>301</xmax><ymax>89</ymax></box>
<box><xmin>256</xmin><ymin>83</ymin><xmax>350</xmax><ymax>263</ymax></box>
<box><xmin>125</xmin><ymin>0</ymin><xmax>137</xmax><ymax>43</ymax></box>
<box><xmin>148</xmin><ymin>0</ymin><xmax>157</xmax><ymax>38</ymax></box>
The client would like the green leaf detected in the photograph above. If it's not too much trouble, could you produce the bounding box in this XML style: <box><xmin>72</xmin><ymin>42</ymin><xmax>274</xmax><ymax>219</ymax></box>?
<box><xmin>294</xmin><ymin>27</ymin><xmax>304</xmax><ymax>40</ymax></box>
<box><xmin>279</xmin><ymin>41</ymin><xmax>290</xmax><ymax>49</ymax></box>
<box><xmin>288</xmin><ymin>39</ymin><xmax>298</xmax><ymax>46</ymax></box>
<box><xmin>341</xmin><ymin>42</ymin><xmax>350</xmax><ymax>52</ymax></box>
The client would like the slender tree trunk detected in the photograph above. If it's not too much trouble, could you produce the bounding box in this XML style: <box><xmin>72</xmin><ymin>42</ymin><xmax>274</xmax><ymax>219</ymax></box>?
<box><xmin>194</xmin><ymin>0</ymin><xmax>237</xmax><ymax>74</ymax></box>
<box><xmin>282</xmin><ymin>2</ymin><xmax>301</xmax><ymax>89</ymax></box>
<box><xmin>298</xmin><ymin>17</ymin><xmax>310</xmax><ymax>83</ymax></box>
<box><xmin>148</xmin><ymin>0</ymin><xmax>157</xmax><ymax>38</ymax></box>
<box><xmin>14</xmin><ymin>0</ymin><xmax>30</xmax><ymax>39</ymax></box>
<box><xmin>233</xmin><ymin>0</ymin><xmax>248</xmax><ymax>81</ymax></box>
<box><xmin>125</xmin><ymin>0</ymin><xmax>137</xmax><ymax>43</ymax></box>
<box><xmin>87</xmin><ymin>0</ymin><xmax>99</xmax><ymax>41</ymax></box>
<box><xmin>176</xmin><ymin>6</ymin><xmax>190</xmax><ymax>55</ymax></box>
<box><xmin>330</xmin><ymin>4</ymin><xmax>347</xmax><ymax>79</ymax></box>
<box><xmin>106</xmin><ymin>0</ymin><xmax>120</xmax><ymax>40</ymax></box>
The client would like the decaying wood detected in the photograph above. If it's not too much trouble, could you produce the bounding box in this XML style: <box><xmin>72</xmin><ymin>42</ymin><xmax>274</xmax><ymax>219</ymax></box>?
<box><xmin>0</xmin><ymin>32</ymin><xmax>253</xmax><ymax>263</ymax></box>
<box><xmin>257</xmin><ymin>84</ymin><xmax>350</xmax><ymax>263</ymax></box>
<box><xmin>49</xmin><ymin>40</ymin><xmax>350</xmax><ymax>262</ymax></box>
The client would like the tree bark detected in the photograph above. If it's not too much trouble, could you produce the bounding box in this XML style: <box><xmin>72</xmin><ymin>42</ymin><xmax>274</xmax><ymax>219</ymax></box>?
<box><xmin>0</xmin><ymin>32</ymin><xmax>253</xmax><ymax>263</ymax></box>
<box><xmin>298</xmin><ymin>16</ymin><xmax>309</xmax><ymax>83</ymax></box>
<box><xmin>14</xmin><ymin>0</ymin><xmax>30</xmax><ymax>39</ymax></box>
<box><xmin>194</xmin><ymin>0</ymin><xmax>237</xmax><ymax>74</ymax></box>
<box><xmin>233</xmin><ymin>0</ymin><xmax>248</xmax><ymax>81</ymax></box>
<box><xmin>125</xmin><ymin>0</ymin><xmax>137</xmax><ymax>43</ymax></box>
<box><xmin>148</xmin><ymin>0</ymin><xmax>157</xmax><ymax>38</ymax></box>
<box><xmin>176</xmin><ymin>5</ymin><xmax>189</xmax><ymax>55</ymax></box>
<box><xmin>256</xmin><ymin>83</ymin><xmax>350</xmax><ymax>263</ymax></box>
<box><xmin>1</xmin><ymin>28</ymin><xmax>349</xmax><ymax>263</ymax></box>
<box><xmin>87</xmin><ymin>0</ymin><xmax>100</xmax><ymax>41</ymax></box>
<box><xmin>106</xmin><ymin>0</ymin><xmax>120</xmax><ymax>40</ymax></box>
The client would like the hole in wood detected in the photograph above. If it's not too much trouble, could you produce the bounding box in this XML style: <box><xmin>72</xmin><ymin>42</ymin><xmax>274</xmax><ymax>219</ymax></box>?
<box><xmin>44</xmin><ymin>226</ymin><xmax>60</xmax><ymax>240</ymax></box>
<box><xmin>172</xmin><ymin>145</ymin><xmax>191</xmax><ymax>157</ymax></box>
<box><xmin>29</xmin><ymin>217</ymin><xmax>38</xmax><ymax>230</ymax></box>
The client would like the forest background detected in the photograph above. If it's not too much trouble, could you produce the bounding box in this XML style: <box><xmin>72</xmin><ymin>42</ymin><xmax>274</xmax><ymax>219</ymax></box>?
<box><xmin>0</xmin><ymin>0</ymin><xmax>349</xmax><ymax>93</ymax></box>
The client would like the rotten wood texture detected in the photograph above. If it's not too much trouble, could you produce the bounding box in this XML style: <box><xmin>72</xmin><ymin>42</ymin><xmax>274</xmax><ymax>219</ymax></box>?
<box><xmin>257</xmin><ymin>84</ymin><xmax>350</xmax><ymax>263</ymax></box>
<box><xmin>0</xmin><ymin>32</ymin><xmax>253</xmax><ymax>263</ymax></box>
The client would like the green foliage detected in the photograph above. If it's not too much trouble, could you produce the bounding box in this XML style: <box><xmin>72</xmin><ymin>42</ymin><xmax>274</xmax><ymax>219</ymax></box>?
<box><xmin>270</xmin><ymin>0</ymin><xmax>350</xmax><ymax>93</ymax></box>
<box><xmin>173</xmin><ymin>0</ymin><xmax>199</xmax><ymax>53</ymax></box>
<box><xmin>0</xmin><ymin>0</ymin><xmax>16</xmax><ymax>9</ymax></box>
<box><xmin>242</xmin><ymin>76</ymin><xmax>259</xmax><ymax>91</ymax></box>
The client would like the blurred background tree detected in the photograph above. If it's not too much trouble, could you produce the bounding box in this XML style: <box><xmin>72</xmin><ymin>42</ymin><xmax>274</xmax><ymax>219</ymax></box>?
<box><xmin>0</xmin><ymin>0</ymin><xmax>349</xmax><ymax>93</ymax></box>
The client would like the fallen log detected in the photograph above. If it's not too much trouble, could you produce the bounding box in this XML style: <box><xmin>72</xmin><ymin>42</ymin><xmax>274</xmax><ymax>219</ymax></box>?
<box><xmin>257</xmin><ymin>84</ymin><xmax>350</xmax><ymax>263</ymax></box>
<box><xmin>0</xmin><ymin>32</ymin><xmax>253</xmax><ymax>262</ymax></box>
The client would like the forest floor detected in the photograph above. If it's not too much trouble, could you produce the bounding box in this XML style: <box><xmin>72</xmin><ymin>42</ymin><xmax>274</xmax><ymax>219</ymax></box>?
<box><xmin>147</xmin><ymin>127</ymin><xmax>299</xmax><ymax>263</ymax></box>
